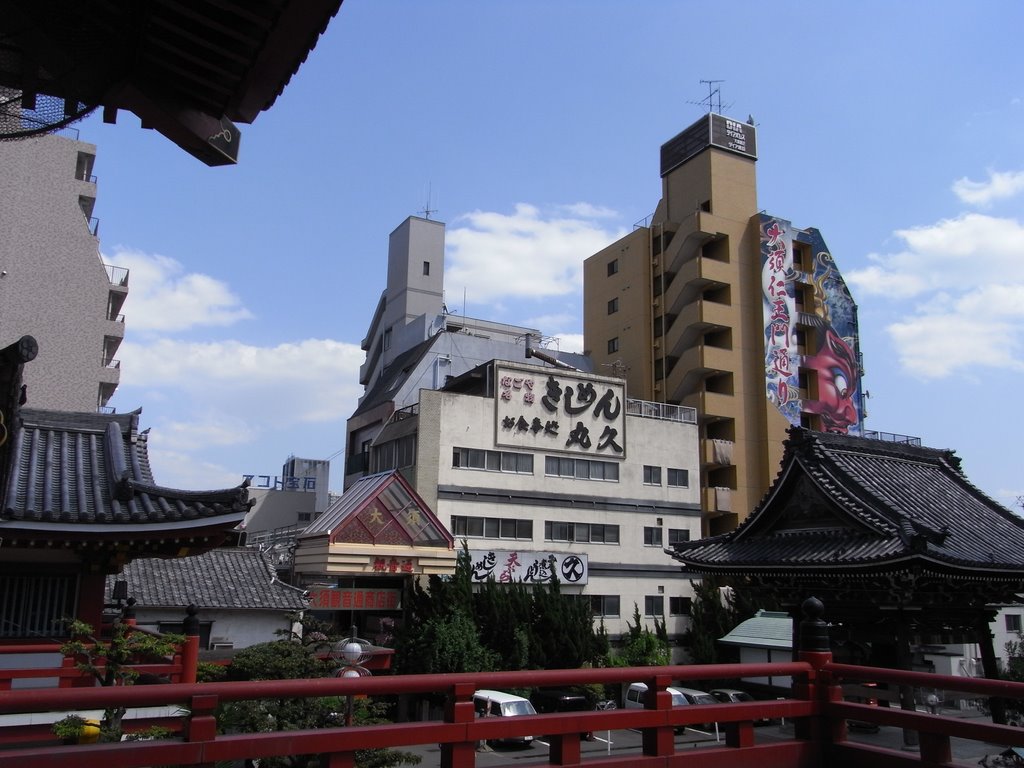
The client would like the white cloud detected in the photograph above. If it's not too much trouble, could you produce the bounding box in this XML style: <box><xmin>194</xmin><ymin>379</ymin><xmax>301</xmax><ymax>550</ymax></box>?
<box><xmin>446</xmin><ymin>203</ymin><xmax>626</xmax><ymax>303</ymax></box>
<box><xmin>847</xmin><ymin>213</ymin><xmax>1024</xmax><ymax>299</ymax></box>
<box><xmin>850</xmin><ymin>209</ymin><xmax>1024</xmax><ymax>379</ymax></box>
<box><xmin>119</xmin><ymin>338</ymin><xmax>364</xmax><ymax>423</ymax></box>
<box><xmin>551</xmin><ymin>333</ymin><xmax>584</xmax><ymax>354</ymax></box>
<box><xmin>952</xmin><ymin>170</ymin><xmax>1024</xmax><ymax>206</ymax></box>
<box><xmin>107</xmin><ymin>247</ymin><xmax>253</xmax><ymax>333</ymax></box>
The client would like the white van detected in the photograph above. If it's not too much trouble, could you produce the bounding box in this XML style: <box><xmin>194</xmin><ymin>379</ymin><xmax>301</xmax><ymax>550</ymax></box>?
<box><xmin>472</xmin><ymin>689</ymin><xmax>537</xmax><ymax>745</ymax></box>
<box><xmin>623</xmin><ymin>682</ymin><xmax>692</xmax><ymax>732</ymax></box>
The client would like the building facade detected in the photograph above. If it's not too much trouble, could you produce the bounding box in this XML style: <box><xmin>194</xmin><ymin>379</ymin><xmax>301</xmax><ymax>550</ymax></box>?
<box><xmin>345</xmin><ymin>215</ymin><xmax>589</xmax><ymax>490</ymax></box>
<box><xmin>0</xmin><ymin>133</ymin><xmax>128</xmax><ymax>411</ymax></box>
<box><xmin>584</xmin><ymin>113</ymin><xmax>864</xmax><ymax>535</ymax></box>
<box><xmin>372</xmin><ymin>360</ymin><xmax>703</xmax><ymax>656</ymax></box>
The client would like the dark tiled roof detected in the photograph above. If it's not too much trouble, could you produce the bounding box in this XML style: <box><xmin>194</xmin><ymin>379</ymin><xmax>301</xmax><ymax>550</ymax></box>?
<box><xmin>109</xmin><ymin>547</ymin><xmax>305</xmax><ymax>611</ymax></box>
<box><xmin>2</xmin><ymin>408</ymin><xmax>249</xmax><ymax>532</ymax></box>
<box><xmin>672</xmin><ymin>428</ymin><xmax>1024</xmax><ymax>574</ymax></box>
<box><xmin>351</xmin><ymin>335</ymin><xmax>438</xmax><ymax>417</ymax></box>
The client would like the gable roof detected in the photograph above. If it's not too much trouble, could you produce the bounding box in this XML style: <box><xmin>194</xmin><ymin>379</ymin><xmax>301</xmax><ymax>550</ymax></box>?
<box><xmin>300</xmin><ymin>470</ymin><xmax>453</xmax><ymax>548</ymax></box>
<box><xmin>719</xmin><ymin>610</ymin><xmax>792</xmax><ymax>650</ymax></box>
<box><xmin>671</xmin><ymin>427</ymin><xmax>1024</xmax><ymax>579</ymax></box>
<box><xmin>1</xmin><ymin>407</ymin><xmax>249</xmax><ymax>558</ymax></box>
<box><xmin>108</xmin><ymin>547</ymin><xmax>305</xmax><ymax>611</ymax></box>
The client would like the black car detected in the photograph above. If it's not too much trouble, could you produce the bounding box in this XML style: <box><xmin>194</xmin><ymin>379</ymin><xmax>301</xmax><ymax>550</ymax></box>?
<box><xmin>530</xmin><ymin>689</ymin><xmax>594</xmax><ymax>740</ymax></box>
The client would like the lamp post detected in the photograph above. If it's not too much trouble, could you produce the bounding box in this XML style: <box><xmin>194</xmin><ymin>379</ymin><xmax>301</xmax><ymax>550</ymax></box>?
<box><xmin>332</xmin><ymin>625</ymin><xmax>371</xmax><ymax>726</ymax></box>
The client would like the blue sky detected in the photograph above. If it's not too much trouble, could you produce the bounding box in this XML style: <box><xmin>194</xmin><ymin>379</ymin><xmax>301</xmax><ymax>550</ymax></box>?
<box><xmin>81</xmin><ymin>1</ymin><xmax>1022</xmax><ymax>511</ymax></box>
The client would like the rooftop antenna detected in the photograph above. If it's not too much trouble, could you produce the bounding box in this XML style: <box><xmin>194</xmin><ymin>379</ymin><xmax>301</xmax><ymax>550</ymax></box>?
<box><xmin>418</xmin><ymin>182</ymin><xmax>437</xmax><ymax>220</ymax></box>
<box><xmin>686</xmin><ymin>79</ymin><xmax>730</xmax><ymax>115</ymax></box>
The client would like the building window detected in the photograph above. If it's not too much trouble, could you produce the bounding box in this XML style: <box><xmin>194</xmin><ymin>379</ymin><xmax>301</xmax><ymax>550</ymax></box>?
<box><xmin>545</xmin><ymin>520</ymin><xmax>620</xmax><ymax>544</ymax></box>
<box><xmin>644</xmin><ymin>595</ymin><xmax>665</xmax><ymax>617</ymax></box>
<box><xmin>452</xmin><ymin>515</ymin><xmax>533</xmax><ymax>540</ymax></box>
<box><xmin>670</xmin><ymin>596</ymin><xmax>692</xmax><ymax>616</ymax></box>
<box><xmin>643</xmin><ymin>526</ymin><xmax>663</xmax><ymax>546</ymax></box>
<box><xmin>643</xmin><ymin>465</ymin><xmax>661</xmax><ymax>485</ymax></box>
<box><xmin>607</xmin><ymin>259</ymin><xmax>619</xmax><ymax>276</ymax></box>
<box><xmin>591</xmin><ymin>594</ymin><xmax>621</xmax><ymax>618</ymax></box>
<box><xmin>667</xmin><ymin>468</ymin><xmax>689</xmax><ymax>487</ymax></box>
<box><xmin>423</xmin><ymin>260</ymin><xmax>430</xmax><ymax>275</ymax></box>
<box><xmin>607</xmin><ymin>337</ymin><xmax>619</xmax><ymax>354</ymax></box>
<box><xmin>1007</xmin><ymin>614</ymin><xmax>1023</xmax><ymax>632</ymax></box>
<box><xmin>383</xmin><ymin>327</ymin><xmax>392</xmax><ymax>351</ymax></box>
<box><xmin>453</xmin><ymin>447</ymin><xmax>533</xmax><ymax>474</ymax></box>
<box><xmin>607</xmin><ymin>297</ymin><xmax>619</xmax><ymax>314</ymax></box>
<box><xmin>668</xmin><ymin>528</ymin><xmax>690</xmax><ymax>546</ymax></box>
<box><xmin>545</xmin><ymin>456</ymin><xmax>619</xmax><ymax>482</ymax></box>
<box><xmin>373</xmin><ymin>434</ymin><xmax>417</xmax><ymax>473</ymax></box>
<box><xmin>0</xmin><ymin>573</ymin><xmax>78</xmax><ymax>638</ymax></box>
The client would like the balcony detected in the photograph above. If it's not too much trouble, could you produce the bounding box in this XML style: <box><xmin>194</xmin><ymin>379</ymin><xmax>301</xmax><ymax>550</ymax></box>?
<box><xmin>704</xmin><ymin>438</ymin><xmax>735</xmax><ymax>467</ymax></box>
<box><xmin>104</xmin><ymin>264</ymin><xmax>129</xmax><ymax>288</ymax></box>
<box><xmin>665</xmin><ymin>256</ymin><xmax>733</xmax><ymax>318</ymax></box>
<box><xmin>625</xmin><ymin>398</ymin><xmax>697</xmax><ymax>424</ymax></box>
<box><xmin>704</xmin><ymin>485</ymin><xmax>733</xmax><ymax>513</ymax></box>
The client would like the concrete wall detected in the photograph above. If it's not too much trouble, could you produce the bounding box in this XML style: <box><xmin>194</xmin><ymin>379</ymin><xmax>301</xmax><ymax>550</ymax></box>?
<box><xmin>0</xmin><ymin>133</ymin><xmax>125</xmax><ymax>410</ymax></box>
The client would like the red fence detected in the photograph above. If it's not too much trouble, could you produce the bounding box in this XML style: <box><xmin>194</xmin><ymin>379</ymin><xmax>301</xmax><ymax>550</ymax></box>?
<box><xmin>1</xmin><ymin>651</ymin><xmax>1024</xmax><ymax>768</ymax></box>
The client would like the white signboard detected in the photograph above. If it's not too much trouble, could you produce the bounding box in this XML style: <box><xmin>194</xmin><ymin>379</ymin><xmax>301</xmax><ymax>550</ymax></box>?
<box><xmin>494</xmin><ymin>364</ymin><xmax>626</xmax><ymax>458</ymax></box>
<box><xmin>469</xmin><ymin>549</ymin><xmax>588</xmax><ymax>586</ymax></box>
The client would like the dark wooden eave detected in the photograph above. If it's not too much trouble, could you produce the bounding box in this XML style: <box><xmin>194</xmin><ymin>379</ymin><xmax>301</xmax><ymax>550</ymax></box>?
<box><xmin>0</xmin><ymin>0</ymin><xmax>342</xmax><ymax>165</ymax></box>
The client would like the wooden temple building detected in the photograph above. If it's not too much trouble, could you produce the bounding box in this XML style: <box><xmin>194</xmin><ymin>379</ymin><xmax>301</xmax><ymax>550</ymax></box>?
<box><xmin>0</xmin><ymin>336</ymin><xmax>251</xmax><ymax>642</ymax></box>
<box><xmin>669</xmin><ymin>427</ymin><xmax>1024</xmax><ymax>718</ymax></box>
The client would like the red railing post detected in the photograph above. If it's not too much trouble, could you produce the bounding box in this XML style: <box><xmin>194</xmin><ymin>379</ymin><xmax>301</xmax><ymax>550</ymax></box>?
<box><xmin>441</xmin><ymin>681</ymin><xmax>476</xmax><ymax>768</ymax></box>
<box><xmin>549</xmin><ymin>732</ymin><xmax>582</xmax><ymax>765</ymax></box>
<box><xmin>641</xmin><ymin>672</ymin><xmax>675</xmax><ymax>757</ymax></box>
<box><xmin>795</xmin><ymin>596</ymin><xmax>837</xmax><ymax>751</ymax></box>
<box><xmin>181</xmin><ymin>604</ymin><xmax>201</xmax><ymax>684</ymax></box>
<box><xmin>185</xmin><ymin>693</ymin><xmax>218</xmax><ymax>768</ymax></box>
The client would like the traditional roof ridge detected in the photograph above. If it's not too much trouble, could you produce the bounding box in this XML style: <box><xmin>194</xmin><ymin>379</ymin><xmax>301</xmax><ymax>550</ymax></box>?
<box><xmin>109</xmin><ymin>546</ymin><xmax>307</xmax><ymax>611</ymax></box>
<box><xmin>670</xmin><ymin>426</ymin><xmax>1024</xmax><ymax>575</ymax></box>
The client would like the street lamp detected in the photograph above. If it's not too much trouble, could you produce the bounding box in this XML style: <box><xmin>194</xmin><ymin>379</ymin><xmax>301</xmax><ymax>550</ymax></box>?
<box><xmin>332</xmin><ymin>625</ymin><xmax>372</xmax><ymax>726</ymax></box>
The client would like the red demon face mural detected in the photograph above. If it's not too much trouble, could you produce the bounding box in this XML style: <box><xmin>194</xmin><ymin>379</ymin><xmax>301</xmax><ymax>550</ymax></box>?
<box><xmin>803</xmin><ymin>330</ymin><xmax>859</xmax><ymax>433</ymax></box>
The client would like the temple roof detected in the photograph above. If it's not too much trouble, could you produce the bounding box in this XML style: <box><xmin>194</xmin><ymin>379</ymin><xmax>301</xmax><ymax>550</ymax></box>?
<box><xmin>1</xmin><ymin>407</ymin><xmax>249</xmax><ymax>548</ymax></box>
<box><xmin>108</xmin><ymin>547</ymin><xmax>305</xmax><ymax>612</ymax></box>
<box><xmin>671</xmin><ymin>428</ymin><xmax>1024</xmax><ymax>579</ymax></box>
<box><xmin>0</xmin><ymin>0</ymin><xmax>342</xmax><ymax>164</ymax></box>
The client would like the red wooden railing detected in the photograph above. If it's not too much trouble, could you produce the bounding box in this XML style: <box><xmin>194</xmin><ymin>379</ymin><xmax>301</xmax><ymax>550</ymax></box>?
<box><xmin>1</xmin><ymin>652</ymin><xmax>1023</xmax><ymax>768</ymax></box>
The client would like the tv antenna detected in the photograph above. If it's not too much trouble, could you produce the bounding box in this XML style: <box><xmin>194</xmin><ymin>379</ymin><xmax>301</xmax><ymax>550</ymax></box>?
<box><xmin>419</xmin><ymin>182</ymin><xmax>438</xmax><ymax>220</ymax></box>
<box><xmin>687</xmin><ymin>80</ymin><xmax>730</xmax><ymax>115</ymax></box>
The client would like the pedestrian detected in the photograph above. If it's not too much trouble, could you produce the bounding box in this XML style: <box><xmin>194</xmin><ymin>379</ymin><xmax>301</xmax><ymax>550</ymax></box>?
<box><xmin>477</xmin><ymin>701</ymin><xmax>492</xmax><ymax>752</ymax></box>
<box><xmin>926</xmin><ymin>693</ymin><xmax>939</xmax><ymax>715</ymax></box>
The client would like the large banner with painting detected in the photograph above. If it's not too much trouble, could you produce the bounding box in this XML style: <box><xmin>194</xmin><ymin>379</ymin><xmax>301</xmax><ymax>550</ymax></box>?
<box><xmin>494</xmin><ymin>363</ymin><xmax>626</xmax><ymax>458</ymax></box>
<box><xmin>760</xmin><ymin>215</ymin><xmax>863</xmax><ymax>435</ymax></box>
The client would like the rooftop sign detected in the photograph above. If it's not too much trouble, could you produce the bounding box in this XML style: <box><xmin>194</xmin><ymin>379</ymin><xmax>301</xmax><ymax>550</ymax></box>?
<box><xmin>660</xmin><ymin>113</ymin><xmax>757</xmax><ymax>176</ymax></box>
<box><xmin>494</xmin><ymin>363</ymin><xmax>626</xmax><ymax>458</ymax></box>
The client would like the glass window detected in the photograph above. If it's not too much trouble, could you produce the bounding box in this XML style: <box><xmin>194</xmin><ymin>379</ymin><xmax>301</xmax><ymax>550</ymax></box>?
<box><xmin>644</xmin><ymin>596</ymin><xmax>665</xmax><ymax>617</ymax></box>
<box><xmin>608</xmin><ymin>297</ymin><xmax>619</xmax><ymax>314</ymax></box>
<box><xmin>668</xmin><ymin>528</ymin><xmax>690</xmax><ymax>545</ymax></box>
<box><xmin>607</xmin><ymin>337</ymin><xmax>619</xmax><ymax>354</ymax></box>
<box><xmin>644</xmin><ymin>527</ymin><xmax>663</xmax><ymax>546</ymax></box>
<box><xmin>607</xmin><ymin>259</ymin><xmax>619</xmax><ymax>276</ymax></box>
<box><xmin>1007</xmin><ymin>614</ymin><xmax>1022</xmax><ymax>632</ymax></box>
<box><xmin>667</xmin><ymin>468</ymin><xmax>688</xmax><ymax>487</ymax></box>
<box><xmin>670</xmin><ymin>596</ymin><xmax>692</xmax><ymax>616</ymax></box>
<box><xmin>643</xmin><ymin>465</ymin><xmax>662</xmax><ymax>485</ymax></box>
<box><xmin>591</xmin><ymin>595</ymin><xmax>620</xmax><ymax>617</ymax></box>
<box><xmin>574</xmin><ymin>523</ymin><xmax>591</xmax><ymax>542</ymax></box>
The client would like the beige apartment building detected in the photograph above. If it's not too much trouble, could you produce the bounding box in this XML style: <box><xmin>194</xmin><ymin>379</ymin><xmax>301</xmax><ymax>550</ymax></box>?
<box><xmin>584</xmin><ymin>113</ymin><xmax>865</xmax><ymax>536</ymax></box>
<box><xmin>0</xmin><ymin>133</ymin><xmax>128</xmax><ymax>411</ymax></box>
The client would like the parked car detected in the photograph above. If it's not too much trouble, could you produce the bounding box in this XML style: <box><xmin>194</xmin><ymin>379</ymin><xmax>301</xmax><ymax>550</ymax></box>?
<box><xmin>472</xmin><ymin>689</ymin><xmax>537</xmax><ymax>745</ymax></box>
<box><xmin>623</xmin><ymin>682</ymin><xmax>691</xmax><ymax>732</ymax></box>
<box><xmin>673</xmin><ymin>687</ymin><xmax>720</xmax><ymax>730</ymax></box>
<box><xmin>709</xmin><ymin>688</ymin><xmax>772</xmax><ymax>725</ymax></box>
<box><xmin>530</xmin><ymin>689</ymin><xmax>594</xmax><ymax>740</ymax></box>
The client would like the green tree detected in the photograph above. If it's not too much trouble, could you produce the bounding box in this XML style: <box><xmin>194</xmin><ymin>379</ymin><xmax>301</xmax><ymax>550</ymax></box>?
<box><xmin>58</xmin><ymin>619</ymin><xmax>183</xmax><ymax>741</ymax></box>
<box><xmin>615</xmin><ymin>604</ymin><xmax>670</xmax><ymax>667</ymax></box>
<box><xmin>223</xmin><ymin>640</ymin><xmax>420</xmax><ymax>768</ymax></box>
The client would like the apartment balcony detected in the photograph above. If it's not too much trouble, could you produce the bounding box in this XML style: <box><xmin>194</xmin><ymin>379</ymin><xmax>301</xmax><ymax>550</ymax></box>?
<box><xmin>703</xmin><ymin>485</ymin><xmax>733</xmax><ymax>513</ymax></box>
<box><xmin>664</xmin><ymin>343</ymin><xmax>734</xmax><ymax>403</ymax></box>
<box><xmin>704</xmin><ymin>438</ymin><xmax>735</xmax><ymax>467</ymax></box>
<box><xmin>666</xmin><ymin>299</ymin><xmax>733</xmax><ymax>358</ymax></box>
<box><xmin>661</xmin><ymin>211</ymin><xmax>731</xmax><ymax>275</ymax></box>
<box><xmin>664</xmin><ymin>255</ymin><xmax>733</xmax><ymax>318</ymax></box>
